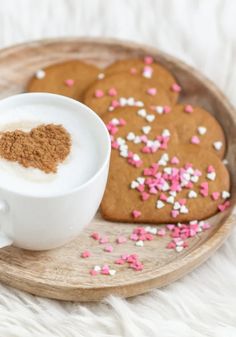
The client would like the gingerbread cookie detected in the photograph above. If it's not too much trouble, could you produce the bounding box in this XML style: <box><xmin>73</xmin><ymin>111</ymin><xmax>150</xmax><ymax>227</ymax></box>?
<box><xmin>83</xmin><ymin>73</ymin><xmax>172</xmax><ymax>116</ymax></box>
<box><xmin>105</xmin><ymin>57</ymin><xmax>180</xmax><ymax>104</ymax></box>
<box><xmin>101</xmin><ymin>144</ymin><xmax>230</xmax><ymax>223</ymax></box>
<box><xmin>142</xmin><ymin>104</ymin><xmax>226</xmax><ymax>158</ymax></box>
<box><xmin>27</xmin><ymin>60</ymin><xmax>100</xmax><ymax>101</ymax></box>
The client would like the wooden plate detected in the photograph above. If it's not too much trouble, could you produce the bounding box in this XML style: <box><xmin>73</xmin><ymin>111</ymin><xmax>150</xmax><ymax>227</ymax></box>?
<box><xmin>0</xmin><ymin>38</ymin><xmax>235</xmax><ymax>302</ymax></box>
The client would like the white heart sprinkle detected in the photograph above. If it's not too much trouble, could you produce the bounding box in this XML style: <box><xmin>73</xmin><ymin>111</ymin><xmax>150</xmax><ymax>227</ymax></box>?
<box><xmin>223</xmin><ymin>159</ymin><xmax>228</xmax><ymax>165</ymax></box>
<box><xmin>146</xmin><ymin>114</ymin><xmax>155</xmax><ymax>122</ymax></box>
<box><xmin>127</xmin><ymin>132</ymin><xmax>135</xmax><ymax>141</ymax></box>
<box><xmin>136</xmin><ymin>101</ymin><xmax>144</xmax><ymax>107</ymax></box>
<box><xmin>167</xmin><ymin>196</ymin><xmax>174</xmax><ymax>204</ymax></box>
<box><xmin>189</xmin><ymin>220</ymin><xmax>198</xmax><ymax>225</ymax></box>
<box><xmin>162</xmin><ymin>181</ymin><xmax>170</xmax><ymax>191</ymax></box>
<box><xmin>119</xmin><ymin>97</ymin><xmax>127</xmax><ymax>106</ymax></box>
<box><xmin>142</xmin><ymin>125</ymin><xmax>151</xmax><ymax>134</ymax></box>
<box><xmin>162</xmin><ymin>129</ymin><xmax>170</xmax><ymax>137</ymax></box>
<box><xmin>135</xmin><ymin>240</ymin><xmax>144</xmax><ymax>247</ymax></box>
<box><xmin>127</xmin><ymin>97</ymin><xmax>135</xmax><ymax>106</ymax></box>
<box><xmin>169</xmin><ymin>191</ymin><xmax>177</xmax><ymax>197</ymax></box>
<box><xmin>137</xmin><ymin>109</ymin><xmax>147</xmax><ymax>117</ymax></box>
<box><xmin>176</xmin><ymin>246</ymin><xmax>183</xmax><ymax>253</ymax></box>
<box><xmin>222</xmin><ymin>191</ymin><xmax>230</xmax><ymax>199</ymax></box>
<box><xmin>134</xmin><ymin>136</ymin><xmax>141</xmax><ymax>144</ymax></box>
<box><xmin>188</xmin><ymin>190</ymin><xmax>197</xmax><ymax>198</ymax></box>
<box><xmin>137</xmin><ymin>177</ymin><xmax>145</xmax><ymax>184</ymax></box>
<box><xmin>97</xmin><ymin>73</ymin><xmax>105</xmax><ymax>79</ymax></box>
<box><xmin>198</xmin><ymin>126</ymin><xmax>207</xmax><ymax>135</ymax></box>
<box><xmin>186</xmin><ymin>167</ymin><xmax>194</xmax><ymax>175</ymax></box>
<box><xmin>130</xmin><ymin>181</ymin><xmax>139</xmax><ymax>189</ymax></box>
<box><xmin>207</xmin><ymin>172</ymin><xmax>216</xmax><ymax>181</ymax></box>
<box><xmin>213</xmin><ymin>141</ymin><xmax>223</xmax><ymax>151</ymax></box>
<box><xmin>156</xmin><ymin>106</ymin><xmax>164</xmax><ymax>114</ymax></box>
<box><xmin>94</xmin><ymin>265</ymin><xmax>101</xmax><ymax>272</ymax></box>
<box><xmin>111</xmin><ymin>118</ymin><xmax>119</xmax><ymax>125</ymax></box>
<box><xmin>158</xmin><ymin>160</ymin><xmax>167</xmax><ymax>166</ymax></box>
<box><xmin>119</xmin><ymin>144</ymin><xmax>128</xmax><ymax>151</ymax></box>
<box><xmin>109</xmin><ymin>269</ymin><xmax>116</xmax><ymax>276</ymax></box>
<box><xmin>120</xmin><ymin>150</ymin><xmax>128</xmax><ymax>158</ymax></box>
<box><xmin>180</xmin><ymin>205</ymin><xmax>189</xmax><ymax>214</ymax></box>
<box><xmin>149</xmin><ymin>227</ymin><xmax>158</xmax><ymax>234</ymax></box>
<box><xmin>182</xmin><ymin>173</ymin><xmax>191</xmax><ymax>181</ymax></box>
<box><xmin>133</xmin><ymin>154</ymin><xmax>140</xmax><ymax>161</ymax></box>
<box><xmin>156</xmin><ymin>200</ymin><xmax>165</xmax><ymax>209</ymax></box>
<box><xmin>117</xmin><ymin>137</ymin><xmax>125</xmax><ymax>145</ymax></box>
<box><xmin>176</xmin><ymin>240</ymin><xmax>184</xmax><ymax>246</ymax></box>
<box><xmin>173</xmin><ymin>202</ymin><xmax>181</xmax><ymax>210</ymax></box>
<box><xmin>35</xmin><ymin>69</ymin><xmax>45</xmax><ymax>79</ymax></box>
<box><xmin>191</xmin><ymin>175</ymin><xmax>199</xmax><ymax>183</ymax></box>
<box><xmin>164</xmin><ymin>167</ymin><xmax>172</xmax><ymax>175</ymax></box>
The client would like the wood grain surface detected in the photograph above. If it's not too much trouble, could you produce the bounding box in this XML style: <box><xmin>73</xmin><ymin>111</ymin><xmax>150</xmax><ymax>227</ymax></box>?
<box><xmin>0</xmin><ymin>38</ymin><xmax>235</xmax><ymax>301</ymax></box>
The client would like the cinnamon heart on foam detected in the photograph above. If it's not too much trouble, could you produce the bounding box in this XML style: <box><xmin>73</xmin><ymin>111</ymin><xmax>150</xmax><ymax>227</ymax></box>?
<box><xmin>0</xmin><ymin>124</ymin><xmax>71</xmax><ymax>174</ymax></box>
<box><xmin>100</xmin><ymin>106</ymin><xmax>230</xmax><ymax>224</ymax></box>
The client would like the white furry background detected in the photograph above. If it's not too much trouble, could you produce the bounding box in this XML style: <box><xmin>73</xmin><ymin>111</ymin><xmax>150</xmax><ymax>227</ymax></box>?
<box><xmin>0</xmin><ymin>0</ymin><xmax>236</xmax><ymax>336</ymax></box>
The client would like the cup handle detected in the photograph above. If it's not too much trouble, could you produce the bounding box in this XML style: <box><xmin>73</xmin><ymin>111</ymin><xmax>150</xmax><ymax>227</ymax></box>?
<box><xmin>0</xmin><ymin>200</ymin><xmax>13</xmax><ymax>248</ymax></box>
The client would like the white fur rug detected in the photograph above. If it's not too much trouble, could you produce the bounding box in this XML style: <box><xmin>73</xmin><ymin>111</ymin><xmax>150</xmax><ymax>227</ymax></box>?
<box><xmin>0</xmin><ymin>0</ymin><xmax>236</xmax><ymax>336</ymax></box>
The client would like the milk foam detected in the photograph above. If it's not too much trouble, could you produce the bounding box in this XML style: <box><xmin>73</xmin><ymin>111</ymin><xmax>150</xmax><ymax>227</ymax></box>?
<box><xmin>0</xmin><ymin>103</ymin><xmax>100</xmax><ymax>196</ymax></box>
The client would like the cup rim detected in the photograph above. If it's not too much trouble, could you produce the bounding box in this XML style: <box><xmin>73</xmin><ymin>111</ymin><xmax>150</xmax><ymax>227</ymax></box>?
<box><xmin>0</xmin><ymin>92</ymin><xmax>111</xmax><ymax>199</ymax></box>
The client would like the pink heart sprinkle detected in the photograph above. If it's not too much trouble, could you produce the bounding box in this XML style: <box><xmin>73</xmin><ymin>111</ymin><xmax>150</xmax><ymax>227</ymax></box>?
<box><xmin>108</xmin><ymin>87</ymin><xmax>117</xmax><ymax>96</ymax></box>
<box><xmin>144</xmin><ymin>56</ymin><xmax>153</xmax><ymax>64</ymax></box>
<box><xmin>95</xmin><ymin>89</ymin><xmax>104</xmax><ymax>98</ymax></box>
<box><xmin>171</xmin><ymin>156</ymin><xmax>180</xmax><ymax>164</ymax></box>
<box><xmin>164</xmin><ymin>105</ymin><xmax>171</xmax><ymax>113</ymax></box>
<box><xmin>132</xmin><ymin>210</ymin><xmax>141</xmax><ymax>218</ymax></box>
<box><xmin>91</xmin><ymin>232</ymin><xmax>100</xmax><ymax>240</ymax></box>
<box><xmin>141</xmin><ymin>192</ymin><xmax>150</xmax><ymax>201</ymax></box>
<box><xmin>157</xmin><ymin>228</ymin><xmax>166</xmax><ymax>237</ymax></box>
<box><xmin>147</xmin><ymin>88</ymin><xmax>157</xmax><ymax>96</ymax></box>
<box><xmin>116</xmin><ymin>236</ymin><xmax>127</xmax><ymax>244</ymax></box>
<box><xmin>99</xmin><ymin>236</ymin><xmax>109</xmax><ymax>244</ymax></box>
<box><xmin>166</xmin><ymin>224</ymin><xmax>175</xmax><ymax>230</ymax></box>
<box><xmin>130</xmin><ymin>233</ymin><xmax>139</xmax><ymax>241</ymax></box>
<box><xmin>171</xmin><ymin>83</ymin><xmax>181</xmax><ymax>93</ymax></box>
<box><xmin>179</xmin><ymin>198</ymin><xmax>186</xmax><ymax>205</ymax></box>
<box><xmin>171</xmin><ymin>210</ymin><xmax>179</xmax><ymax>218</ymax></box>
<box><xmin>207</xmin><ymin>165</ymin><xmax>215</xmax><ymax>173</ymax></box>
<box><xmin>159</xmin><ymin>193</ymin><xmax>167</xmax><ymax>202</ymax></box>
<box><xmin>90</xmin><ymin>270</ymin><xmax>99</xmax><ymax>276</ymax></box>
<box><xmin>130</xmin><ymin>67</ymin><xmax>137</xmax><ymax>74</ymax></box>
<box><xmin>143</xmin><ymin>65</ymin><xmax>152</xmax><ymax>72</ymax></box>
<box><xmin>104</xmin><ymin>245</ymin><xmax>113</xmax><ymax>253</ymax></box>
<box><xmin>64</xmin><ymin>79</ymin><xmax>74</xmax><ymax>87</ymax></box>
<box><xmin>200</xmin><ymin>189</ymin><xmax>208</xmax><ymax>197</ymax></box>
<box><xmin>184</xmin><ymin>104</ymin><xmax>193</xmax><ymax>113</ymax></box>
<box><xmin>211</xmin><ymin>192</ymin><xmax>220</xmax><ymax>200</ymax></box>
<box><xmin>111</xmin><ymin>99</ymin><xmax>119</xmax><ymax>108</ymax></box>
<box><xmin>115</xmin><ymin>258</ymin><xmax>126</xmax><ymax>265</ymax></box>
<box><xmin>166</xmin><ymin>241</ymin><xmax>176</xmax><ymax>249</ymax></box>
<box><xmin>81</xmin><ymin>250</ymin><xmax>91</xmax><ymax>258</ymax></box>
<box><xmin>201</xmin><ymin>182</ymin><xmax>208</xmax><ymax>189</ymax></box>
<box><xmin>191</xmin><ymin>135</ymin><xmax>200</xmax><ymax>144</ymax></box>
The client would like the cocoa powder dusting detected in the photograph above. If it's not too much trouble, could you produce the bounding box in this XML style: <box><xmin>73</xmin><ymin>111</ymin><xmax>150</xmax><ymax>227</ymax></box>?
<box><xmin>0</xmin><ymin>124</ymin><xmax>71</xmax><ymax>173</ymax></box>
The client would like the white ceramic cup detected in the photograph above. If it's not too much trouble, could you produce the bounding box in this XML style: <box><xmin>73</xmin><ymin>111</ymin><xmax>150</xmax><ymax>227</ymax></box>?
<box><xmin>0</xmin><ymin>93</ymin><xmax>111</xmax><ymax>250</ymax></box>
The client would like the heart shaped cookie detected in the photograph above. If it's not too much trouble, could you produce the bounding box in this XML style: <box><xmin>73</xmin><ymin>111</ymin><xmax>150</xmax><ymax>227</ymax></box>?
<box><xmin>101</xmin><ymin>144</ymin><xmax>230</xmax><ymax>223</ymax></box>
<box><xmin>27</xmin><ymin>60</ymin><xmax>100</xmax><ymax>101</ymax></box>
<box><xmin>105</xmin><ymin>57</ymin><xmax>180</xmax><ymax>104</ymax></box>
